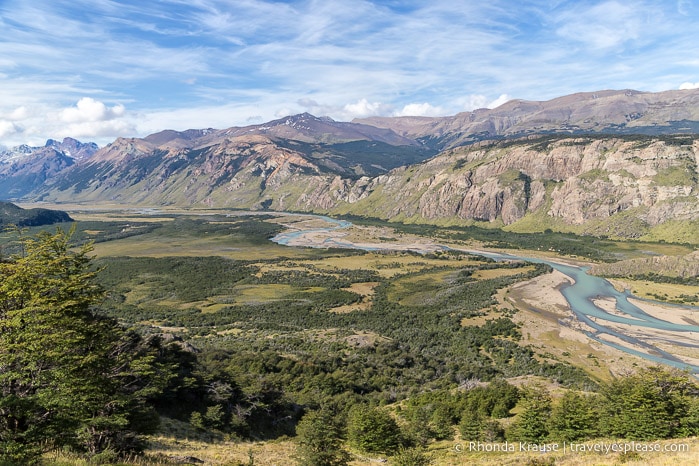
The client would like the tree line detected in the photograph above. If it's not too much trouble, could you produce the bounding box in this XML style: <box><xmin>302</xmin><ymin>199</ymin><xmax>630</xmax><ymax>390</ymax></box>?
<box><xmin>295</xmin><ymin>366</ymin><xmax>699</xmax><ymax>465</ymax></box>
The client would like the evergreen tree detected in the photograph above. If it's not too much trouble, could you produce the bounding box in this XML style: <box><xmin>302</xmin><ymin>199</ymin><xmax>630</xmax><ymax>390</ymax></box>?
<box><xmin>678</xmin><ymin>396</ymin><xmax>699</xmax><ymax>437</ymax></box>
<box><xmin>294</xmin><ymin>409</ymin><xmax>350</xmax><ymax>466</ymax></box>
<box><xmin>429</xmin><ymin>406</ymin><xmax>455</xmax><ymax>440</ymax></box>
<box><xmin>0</xmin><ymin>228</ymin><xmax>168</xmax><ymax>464</ymax></box>
<box><xmin>458</xmin><ymin>408</ymin><xmax>485</xmax><ymax>441</ymax></box>
<box><xmin>402</xmin><ymin>406</ymin><xmax>433</xmax><ymax>447</ymax></box>
<box><xmin>547</xmin><ymin>391</ymin><xmax>599</xmax><ymax>442</ymax></box>
<box><xmin>600</xmin><ymin>367</ymin><xmax>699</xmax><ymax>440</ymax></box>
<box><xmin>347</xmin><ymin>405</ymin><xmax>402</xmax><ymax>454</ymax></box>
<box><xmin>506</xmin><ymin>386</ymin><xmax>551</xmax><ymax>443</ymax></box>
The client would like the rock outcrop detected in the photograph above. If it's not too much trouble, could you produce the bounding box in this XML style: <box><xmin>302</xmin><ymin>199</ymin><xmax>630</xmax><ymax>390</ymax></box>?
<box><xmin>26</xmin><ymin>132</ymin><xmax>698</xmax><ymax>241</ymax></box>
<box><xmin>321</xmin><ymin>135</ymin><xmax>699</xmax><ymax>238</ymax></box>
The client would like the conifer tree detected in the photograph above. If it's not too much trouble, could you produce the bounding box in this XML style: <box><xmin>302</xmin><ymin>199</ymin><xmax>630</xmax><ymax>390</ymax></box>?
<box><xmin>458</xmin><ymin>408</ymin><xmax>485</xmax><ymax>441</ymax></box>
<box><xmin>294</xmin><ymin>409</ymin><xmax>350</xmax><ymax>466</ymax></box>
<box><xmin>0</xmin><ymin>228</ymin><xmax>167</xmax><ymax>464</ymax></box>
<box><xmin>347</xmin><ymin>405</ymin><xmax>402</xmax><ymax>454</ymax></box>
<box><xmin>547</xmin><ymin>391</ymin><xmax>599</xmax><ymax>442</ymax></box>
<box><xmin>600</xmin><ymin>367</ymin><xmax>699</xmax><ymax>440</ymax></box>
<box><xmin>506</xmin><ymin>386</ymin><xmax>551</xmax><ymax>443</ymax></box>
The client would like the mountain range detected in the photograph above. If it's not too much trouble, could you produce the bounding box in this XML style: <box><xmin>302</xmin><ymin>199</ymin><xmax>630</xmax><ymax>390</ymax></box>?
<box><xmin>0</xmin><ymin>137</ymin><xmax>99</xmax><ymax>198</ymax></box>
<box><xmin>2</xmin><ymin>88</ymin><xmax>699</xmax><ymax>242</ymax></box>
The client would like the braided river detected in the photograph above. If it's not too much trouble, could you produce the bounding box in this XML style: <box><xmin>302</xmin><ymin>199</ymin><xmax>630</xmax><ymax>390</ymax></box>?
<box><xmin>272</xmin><ymin>214</ymin><xmax>699</xmax><ymax>373</ymax></box>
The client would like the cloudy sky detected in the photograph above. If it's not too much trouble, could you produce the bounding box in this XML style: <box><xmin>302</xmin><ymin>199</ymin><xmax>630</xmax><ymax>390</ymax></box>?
<box><xmin>1</xmin><ymin>0</ymin><xmax>699</xmax><ymax>147</ymax></box>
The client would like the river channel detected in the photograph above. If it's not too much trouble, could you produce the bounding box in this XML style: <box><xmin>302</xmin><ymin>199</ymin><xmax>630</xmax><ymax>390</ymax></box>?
<box><xmin>272</xmin><ymin>214</ymin><xmax>699</xmax><ymax>373</ymax></box>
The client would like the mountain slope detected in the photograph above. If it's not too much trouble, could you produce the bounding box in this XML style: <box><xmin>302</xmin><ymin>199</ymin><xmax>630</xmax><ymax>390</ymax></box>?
<box><xmin>326</xmin><ymin>135</ymin><xmax>699</xmax><ymax>240</ymax></box>
<box><xmin>32</xmin><ymin>133</ymin><xmax>699</xmax><ymax>241</ymax></box>
<box><xmin>356</xmin><ymin>89</ymin><xmax>699</xmax><ymax>148</ymax></box>
<box><xmin>0</xmin><ymin>138</ymin><xmax>98</xmax><ymax>199</ymax></box>
<box><xmin>35</xmin><ymin>130</ymin><xmax>433</xmax><ymax>208</ymax></box>
<box><xmin>6</xmin><ymin>89</ymin><xmax>699</xmax><ymax>242</ymax></box>
<box><xmin>22</xmin><ymin>113</ymin><xmax>434</xmax><ymax>206</ymax></box>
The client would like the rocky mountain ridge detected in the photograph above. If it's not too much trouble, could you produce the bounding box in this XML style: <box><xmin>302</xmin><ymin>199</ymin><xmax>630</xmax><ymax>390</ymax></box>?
<box><xmin>328</xmin><ymin>135</ymin><xmax>699</xmax><ymax>239</ymax></box>
<box><xmin>0</xmin><ymin>138</ymin><xmax>99</xmax><ymax>198</ymax></box>
<box><xmin>356</xmin><ymin>89</ymin><xmax>699</xmax><ymax>148</ymax></box>
<box><xmin>0</xmin><ymin>137</ymin><xmax>98</xmax><ymax>163</ymax></box>
<box><xmin>2</xmin><ymin>89</ymin><xmax>699</xmax><ymax>242</ymax></box>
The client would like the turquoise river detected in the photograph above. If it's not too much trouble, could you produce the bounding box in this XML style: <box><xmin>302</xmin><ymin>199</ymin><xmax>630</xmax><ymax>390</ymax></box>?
<box><xmin>272</xmin><ymin>214</ymin><xmax>699</xmax><ymax>373</ymax></box>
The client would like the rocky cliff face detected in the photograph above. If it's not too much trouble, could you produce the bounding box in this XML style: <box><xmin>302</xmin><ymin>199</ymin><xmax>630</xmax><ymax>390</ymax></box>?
<box><xmin>29</xmin><ymin>133</ymin><xmax>699</xmax><ymax>241</ymax></box>
<box><xmin>304</xmin><ymin>135</ymin><xmax>699</xmax><ymax>239</ymax></box>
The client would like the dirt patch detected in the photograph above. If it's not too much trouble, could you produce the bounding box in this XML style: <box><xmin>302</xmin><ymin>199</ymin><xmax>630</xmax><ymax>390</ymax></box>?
<box><xmin>344</xmin><ymin>331</ymin><xmax>389</xmax><ymax>348</ymax></box>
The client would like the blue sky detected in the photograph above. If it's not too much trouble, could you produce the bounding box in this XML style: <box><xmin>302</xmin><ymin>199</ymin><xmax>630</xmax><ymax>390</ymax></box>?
<box><xmin>1</xmin><ymin>0</ymin><xmax>699</xmax><ymax>146</ymax></box>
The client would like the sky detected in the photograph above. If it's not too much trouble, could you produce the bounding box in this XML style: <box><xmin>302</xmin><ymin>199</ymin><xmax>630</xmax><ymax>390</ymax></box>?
<box><xmin>1</xmin><ymin>0</ymin><xmax>699</xmax><ymax>147</ymax></box>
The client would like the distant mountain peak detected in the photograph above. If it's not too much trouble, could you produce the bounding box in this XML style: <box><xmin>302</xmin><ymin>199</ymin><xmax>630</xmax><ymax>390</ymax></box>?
<box><xmin>42</xmin><ymin>137</ymin><xmax>99</xmax><ymax>159</ymax></box>
<box><xmin>217</xmin><ymin>112</ymin><xmax>418</xmax><ymax>146</ymax></box>
<box><xmin>143</xmin><ymin>128</ymin><xmax>216</xmax><ymax>148</ymax></box>
<box><xmin>0</xmin><ymin>137</ymin><xmax>98</xmax><ymax>199</ymax></box>
<box><xmin>273</xmin><ymin>113</ymin><xmax>336</xmax><ymax>128</ymax></box>
<box><xmin>355</xmin><ymin>87</ymin><xmax>699</xmax><ymax>149</ymax></box>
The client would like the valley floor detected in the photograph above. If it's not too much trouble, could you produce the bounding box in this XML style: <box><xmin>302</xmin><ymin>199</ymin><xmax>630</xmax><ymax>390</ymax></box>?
<box><xmin>14</xmin><ymin>205</ymin><xmax>698</xmax><ymax>466</ymax></box>
<box><xmin>275</xmin><ymin>216</ymin><xmax>699</xmax><ymax>379</ymax></box>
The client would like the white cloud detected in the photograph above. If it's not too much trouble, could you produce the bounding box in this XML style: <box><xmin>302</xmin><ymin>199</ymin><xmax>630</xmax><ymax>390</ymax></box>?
<box><xmin>0</xmin><ymin>98</ymin><xmax>136</xmax><ymax>147</ymax></box>
<box><xmin>0</xmin><ymin>120</ymin><xmax>22</xmax><ymax>139</ymax></box>
<box><xmin>59</xmin><ymin>97</ymin><xmax>125</xmax><ymax>124</ymax></box>
<box><xmin>394</xmin><ymin>103</ymin><xmax>445</xmax><ymax>117</ymax></box>
<box><xmin>487</xmin><ymin>94</ymin><xmax>511</xmax><ymax>109</ymax></box>
<box><xmin>47</xmin><ymin>97</ymin><xmax>134</xmax><ymax>141</ymax></box>
<box><xmin>274</xmin><ymin>107</ymin><xmax>295</xmax><ymax>119</ymax></box>
<box><xmin>460</xmin><ymin>95</ymin><xmax>490</xmax><ymax>111</ymax></box>
<box><xmin>296</xmin><ymin>98</ymin><xmax>339</xmax><ymax>117</ymax></box>
<box><xmin>60</xmin><ymin>120</ymin><xmax>136</xmax><ymax>140</ymax></box>
<box><xmin>459</xmin><ymin>94</ymin><xmax>511</xmax><ymax>111</ymax></box>
<box><xmin>554</xmin><ymin>1</ymin><xmax>643</xmax><ymax>50</ymax></box>
<box><xmin>679</xmin><ymin>82</ymin><xmax>699</xmax><ymax>90</ymax></box>
<box><xmin>7</xmin><ymin>106</ymin><xmax>29</xmax><ymax>121</ymax></box>
<box><xmin>341</xmin><ymin>99</ymin><xmax>392</xmax><ymax>119</ymax></box>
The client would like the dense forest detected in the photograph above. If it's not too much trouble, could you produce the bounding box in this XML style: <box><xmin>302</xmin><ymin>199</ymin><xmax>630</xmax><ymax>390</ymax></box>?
<box><xmin>1</xmin><ymin>216</ymin><xmax>698</xmax><ymax>465</ymax></box>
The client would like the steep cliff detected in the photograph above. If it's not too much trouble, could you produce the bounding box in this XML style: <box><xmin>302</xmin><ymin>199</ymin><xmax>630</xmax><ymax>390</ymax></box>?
<box><xmin>319</xmin><ymin>135</ymin><xmax>699</xmax><ymax>240</ymax></box>
<box><xmin>30</xmin><ymin>133</ymin><xmax>699</xmax><ymax>242</ymax></box>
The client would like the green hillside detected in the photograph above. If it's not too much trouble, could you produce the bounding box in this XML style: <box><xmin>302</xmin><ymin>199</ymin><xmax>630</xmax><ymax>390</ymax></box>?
<box><xmin>0</xmin><ymin>201</ymin><xmax>73</xmax><ymax>227</ymax></box>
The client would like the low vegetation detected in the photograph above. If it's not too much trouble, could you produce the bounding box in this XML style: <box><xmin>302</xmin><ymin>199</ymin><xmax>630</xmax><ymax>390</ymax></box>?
<box><xmin>1</xmin><ymin>211</ymin><xmax>698</xmax><ymax>465</ymax></box>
